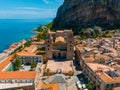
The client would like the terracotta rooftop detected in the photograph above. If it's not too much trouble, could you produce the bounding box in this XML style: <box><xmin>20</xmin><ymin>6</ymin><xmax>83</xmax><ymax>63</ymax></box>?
<box><xmin>95</xmin><ymin>54</ymin><xmax>111</xmax><ymax>61</ymax></box>
<box><xmin>24</xmin><ymin>45</ymin><xmax>37</xmax><ymax>53</ymax></box>
<box><xmin>82</xmin><ymin>55</ymin><xmax>95</xmax><ymax>63</ymax></box>
<box><xmin>16</xmin><ymin>51</ymin><xmax>40</xmax><ymax>57</ymax></box>
<box><xmin>55</xmin><ymin>36</ymin><xmax>66</xmax><ymax>43</ymax></box>
<box><xmin>0</xmin><ymin>55</ymin><xmax>14</xmax><ymax>71</ymax></box>
<box><xmin>101</xmin><ymin>45</ymin><xmax>116</xmax><ymax>53</ymax></box>
<box><xmin>87</xmin><ymin>63</ymin><xmax>120</xmax><ymax>83</ymax></box>
<box><xmin>0</xmin><ymin>71</ymin><xmax>36</xmax><ymax>79</ymax></box>
<box><xmin>41</xmin><ymin>83</ymin><xmax>59</xmax><ymax>90</ymax></box>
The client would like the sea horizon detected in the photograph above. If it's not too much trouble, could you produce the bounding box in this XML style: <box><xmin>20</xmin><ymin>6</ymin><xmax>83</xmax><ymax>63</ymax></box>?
<box><xmin>0</xmin><ymin>18</ymin><xmax>53</xmax><ymax>53</ymax></box>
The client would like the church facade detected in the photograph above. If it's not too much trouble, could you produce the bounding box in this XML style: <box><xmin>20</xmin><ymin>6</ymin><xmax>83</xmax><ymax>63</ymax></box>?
<box><xmin>46</xmin><ymin>30</ymin><xmax>74</xmax><ymax>60</ymax></box>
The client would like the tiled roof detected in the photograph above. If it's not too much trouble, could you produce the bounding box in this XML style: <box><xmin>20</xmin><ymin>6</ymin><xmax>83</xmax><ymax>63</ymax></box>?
<box><xmin>87</xmin><ymin>63</ymin><xmax>120</xmax><ymax>83</ymax></box>
<box><xmin>0</xmin><ymin>55</ymin><xmax>14</xmax><ymax>71</ymax></box>
<box><xmin>0</xmin><ymin>71</ymin><xmax>36</xmax><ymax>79</ymax></box>
<box><xmin>41</xmin><ymin>83</ymin><xmax>59</xmax><ymax>90</ymax></box>
<box><xmin>49</xmin><ymin>74</ymin><xmax>67</xmax><ymax>83</ymax></box>
<box><xmin>16</xmin><ymin>51</ymin><xmax>39</xmax><ymax>57</ymax></box>
<box><xmin>24</xmin><ymin>45</ymin><xmax>37</xmax><ymax>53</ymax></box>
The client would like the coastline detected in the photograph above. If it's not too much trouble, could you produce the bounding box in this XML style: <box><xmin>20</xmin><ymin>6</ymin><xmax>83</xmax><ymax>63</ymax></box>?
<box><xmin>0</xmin><ymin>19</ymin><xmax>52</xmax><ymax>53</ymax></box>
<box><xmin>0</xmin><ymin>28</ymin><xmax>38</xmax><ymax>54</ymax></box>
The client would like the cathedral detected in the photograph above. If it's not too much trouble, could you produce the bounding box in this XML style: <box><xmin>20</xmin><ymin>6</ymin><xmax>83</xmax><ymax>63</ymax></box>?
<box><xmin>46</xmin><ymin>30</ymin><xmax>74</xmax><ymax>60</ymax></box>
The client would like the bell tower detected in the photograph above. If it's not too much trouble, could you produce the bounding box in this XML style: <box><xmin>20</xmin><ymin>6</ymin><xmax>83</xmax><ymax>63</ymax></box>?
<box><xmin>46</xmin><ymin>30</ymin><xmax>53</xmax><ymax>60</ymax></box>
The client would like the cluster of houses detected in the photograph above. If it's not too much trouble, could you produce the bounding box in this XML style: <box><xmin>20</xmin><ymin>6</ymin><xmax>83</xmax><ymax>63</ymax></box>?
<box><xmin>75</xmin><ymin>37</ymin><xmax>120</xmax><ymax>90</ymax></box>
<box><xmin>0</xmin><ymin>40</ymin><xmax>26</xmax><ymax>62</ymax></box>
<box><xmin>0</xmin><ymin>38</ymin><xmax>45</xmax><ymax>90</ymax></box>
<box><xmin>1</xmin><ymin>29</ymin><xmax>120</xmax><ymax>90</ymax></box>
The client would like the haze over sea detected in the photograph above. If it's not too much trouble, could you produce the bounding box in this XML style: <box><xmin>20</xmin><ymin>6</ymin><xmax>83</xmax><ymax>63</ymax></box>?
<box><xmin>0</xmin><ymin>19</ymin><xmax>52</xmax><ymax>53</ymax></box>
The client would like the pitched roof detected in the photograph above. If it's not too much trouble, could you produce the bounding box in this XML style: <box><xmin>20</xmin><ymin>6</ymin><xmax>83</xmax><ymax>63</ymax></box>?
<box><xmin>16</xmin><ymin>51</ymin><xmax>40</xmax><ymax>57</ymax></box>
<box><xmin>49</xmin><ymin>74</ymin><xmax>67</xmax><ymax>83</ymax></box>
<box><xmin>87</xmin><ymin>63</ymin><xmax>120</xmax><ymax>83</ymax></box>
<box><xmin>0</xmin><ymin>71</ymin><xmax>36</xmax><ymax>79</ymax></box>
<box><xmin>24</xmin><ymin>45</ymin><xmax>37</xmax><ymax>53</ymax></box>
<box><xmin>0</xmin><ymin>55</ymin><xmax>14</xmax><ymax>71</ymax></box>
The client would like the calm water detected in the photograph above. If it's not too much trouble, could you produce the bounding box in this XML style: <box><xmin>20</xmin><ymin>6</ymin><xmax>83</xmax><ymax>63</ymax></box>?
<box><xmin>0</xmin><ymin>19</ymin><xmax>52</xmax><ymax>52</ymax></box>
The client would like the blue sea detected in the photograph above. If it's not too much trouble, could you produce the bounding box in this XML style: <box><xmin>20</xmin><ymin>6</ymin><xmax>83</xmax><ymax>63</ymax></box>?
<box><xmin>0</xmin><ymin>19</ymin><xmax>52</xmax><ymax>53</ymax></box>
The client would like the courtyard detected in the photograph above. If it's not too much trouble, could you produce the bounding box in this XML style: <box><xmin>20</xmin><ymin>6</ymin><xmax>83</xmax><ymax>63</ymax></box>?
<box><xmin>45</xmin><ymin>60</ymin><xmax>73</xmax><ymax>74</ymax></box>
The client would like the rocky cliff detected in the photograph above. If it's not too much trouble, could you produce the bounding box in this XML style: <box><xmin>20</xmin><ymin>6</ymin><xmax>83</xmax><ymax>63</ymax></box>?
<box><xmin>52</xmin><ymin>0</ymin><xmax>120</xmax><ymax>32</ymax></box>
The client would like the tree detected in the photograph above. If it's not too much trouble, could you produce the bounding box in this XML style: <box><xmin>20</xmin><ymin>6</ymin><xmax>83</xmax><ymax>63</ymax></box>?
<box><xmin>31</xmin><ymin>62</ymin><xmax>36</xmax><ymax>69</ymax></box>
<box><xmin>45</xmin><ymin>22</ymin><xmax>53</xmax><ymax>29</ymax></box>
<box><xmin>80</xmin><ymin>35</ymin><xmax>87</xmax><ymax>40</ymax></box>
<box><xmin>14</xmin><ymin>58</ymin><xmax>21</xmax><ymax>70</ymax></box>
<box><xmin>68</xmin><ymin>71</ymin><xmax>73</xmax><ymax>76</ymax></box>
<box><xmin>93</xmin><ymin>26</ymin><xmax>102</xmax><ymax>34</ymax></box>
<box><xmin>24</xmin><ymin>41</ymin><xmax>32</xmax><ymax>47</ymax></box>
<box><xmin>46</xmin><ymin>68</ymin><xmax>50</xmax><ymax>73</ymax></box>
<box><xmin>37</xmin><ymin>25</ymin><xmax>45</xmax><ymax>32</ymax></box>
<box><xmin>87</xmin><ymin>82</ymin><xmax>93</xmax><ymax>90</ymax></box>
<box><xmin>105</xmin><ymin>33</ymin><xmax>112</xmax><ymax>38</ymax></box>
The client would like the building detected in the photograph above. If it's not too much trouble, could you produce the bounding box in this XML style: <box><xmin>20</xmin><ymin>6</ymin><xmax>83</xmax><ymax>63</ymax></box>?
<box><xmin>0</xmin><ymin>71</ymin><xmax>36</xmax><ymax>90</ymax></box>
<box><xmin>16</xmin><ymin>45</ymin><xmax>42</xmax><ymax>65</ymax></box>
<box><xmin>45</xmin><ymin>30</ymin><xmax>74</xmax><ymax>74</ymax></box>
<box><xmin>32</xmin><ymin>39</ymin><xmax>45</xmax><ymax>49</ymax></box>
<box><xmin>3</xmin><ymin>41</ymin><xmax>24</xmax><ymax>55</ymax></box>
<box><xmin>47</xmin><ymin>73</ymin><xmax>67</xmax><ymax>90</ymax></box>
<box><xmin>0</xmin><ymin>53</ymin><xmax>8</xmax><ymax>61</ymax></box>
<box><xmin>16</xmin><ymin>51</ymin><xmax>42</xmax><ymax>65</ymax></box>
<box><xmin>75</xmin><ymin>38</ymin><xmax>120</xmax><ymax>90</ymax></box>
<box><xmin>46</xmin><ymin>30</ymin><xmax>74</xmax><ymax>60</ymax></box>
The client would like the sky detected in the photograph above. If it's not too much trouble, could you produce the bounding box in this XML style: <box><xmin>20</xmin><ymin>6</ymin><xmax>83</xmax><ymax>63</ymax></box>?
<box><xmin>0</xmin><ymin>0</ymin><xmax>63</xmax><ymax>19</ymax></box>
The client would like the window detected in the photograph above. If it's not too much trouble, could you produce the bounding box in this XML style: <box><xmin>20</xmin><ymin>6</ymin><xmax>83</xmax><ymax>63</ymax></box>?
<box><xmin>116</xmin><ymin>83</ymin><xmax>120</xmax><ymax>87</ymax></box>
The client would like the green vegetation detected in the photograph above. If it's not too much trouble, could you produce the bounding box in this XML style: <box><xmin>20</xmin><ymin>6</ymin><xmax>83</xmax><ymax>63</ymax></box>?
<box><xmin>37</xmin><ymin>47</ymin><xmax>45</xmax><ymax>55</ymax></box>
<box><xmin>79</xmin><ymin>26</ymin><xmax>115</xmax><ymax>40</ymax></box>
<box><xmin>80</xmin><ymin>35</ymin><xmax>88</xmax><ymax>40</ymax></box>
<box><xmin>87</xmin><ymin>82</ymin><xmax>93</xmax><ymax>90</ymax></box>
<box><xmin>31</xmin><ymin>62</ymin><xmax>37</xmax><ymax>69</ymax></box>
<box><xmin>36</xmin><ymin>30</ymin><xmax>47</xmax><ymax>41</ymax></box>
<box><xmin>46</xmin><ymin>68</ymin><xmax>50</xmax><ymax>73</ymax></box>
<box><xmin>64</xmin><ymin>71</ymin><xmax>74</xmax><ymax>76</ymax></box>
<box><xmin>11</xmin><ymin>46</ymin><xmax>23</xmax><ymax>54</ymax></box>
<box><xmin>43</xmin><ymin>56</ymin><xmax>47</xmax><ymax>64</ymax></box>
<box><xmin>14</xmin><ymin>57</ymin><xmax>21</xmax><ymax>70</ymax></box>
<box><xmin>44</xmin><ymin>68</ymin><xmax>56</xmax><ymax>76</ymax></box>
<box><xmin>45</xmin><ymin>22</ymin><xmax>53</xmax><ymax>29</ymax></box>
<box><xmin>79</xmin><ymin>26</ymin><xmax>102</xmax><ymax>40</ymax></box>
<box><xmin>35</xmin><ymin>22</ymin><xmax>53</xmax><ymax>41</ymax></box>
<box><xmin>24</xmin><ymin>40</ymin><xmax>32</xmax><ymax>47</ymax></box>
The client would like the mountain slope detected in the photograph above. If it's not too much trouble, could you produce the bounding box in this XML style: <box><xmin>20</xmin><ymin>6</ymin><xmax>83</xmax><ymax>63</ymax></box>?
<box><xmin>52</xmin><ymin>0</ymin><xmax>120</xmax><ymax>32</ymax></box>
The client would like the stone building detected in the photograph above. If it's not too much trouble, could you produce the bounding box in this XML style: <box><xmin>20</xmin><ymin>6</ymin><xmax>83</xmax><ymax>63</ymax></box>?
<box><xmin>46</xmin><ymin>30</ymin><xmax>74</xmax><ymax>60</ymax></box>
<box><xmin>0</xmin><ymin>71</ymin><xmax>36</xmax><ymax>90</ymax></box>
